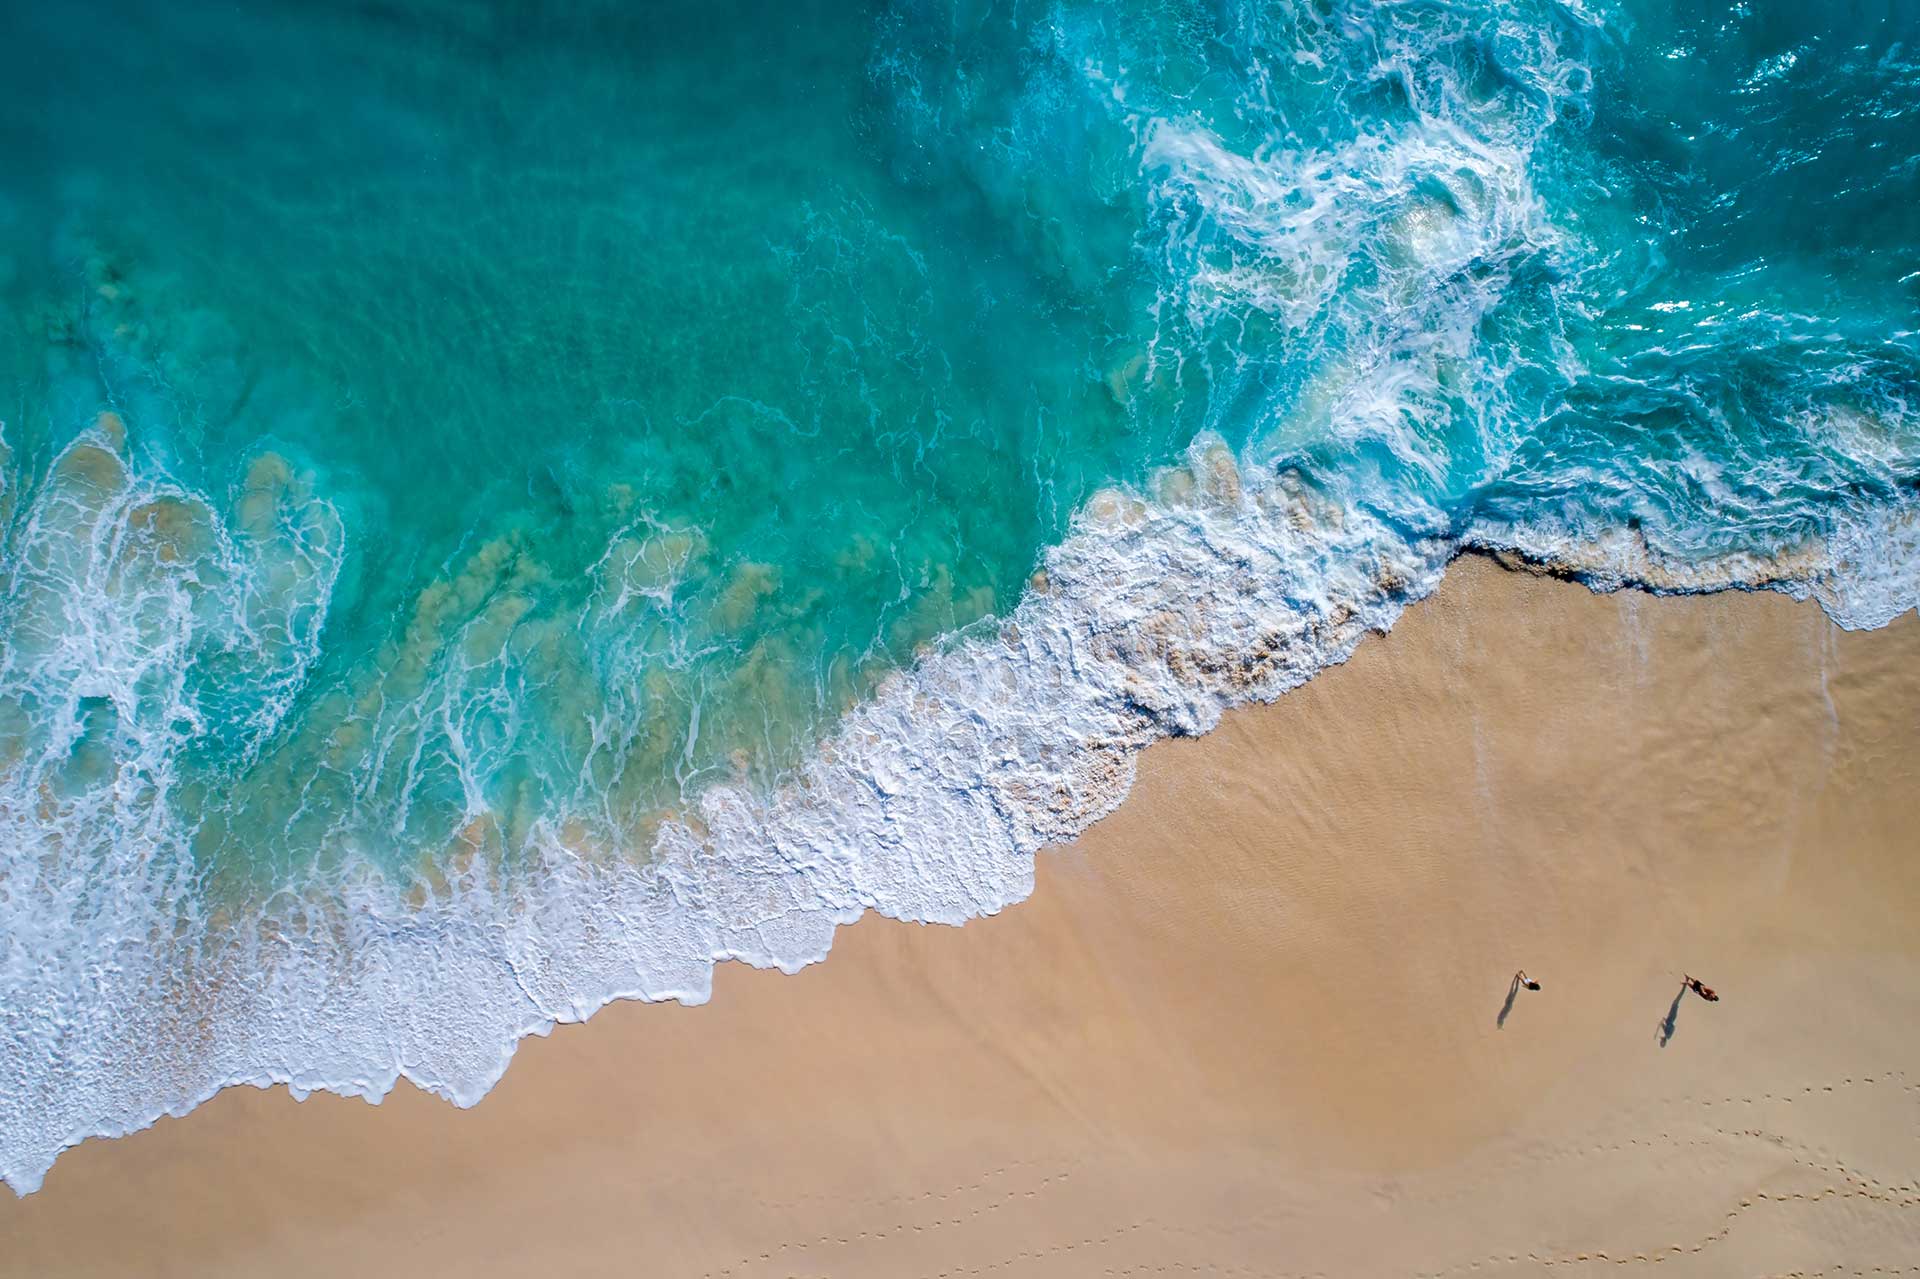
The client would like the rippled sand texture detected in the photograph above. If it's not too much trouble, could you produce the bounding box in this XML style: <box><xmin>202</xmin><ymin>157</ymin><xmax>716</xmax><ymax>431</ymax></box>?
<box><xmin>6</xmin><ymin>558</ymin><xmax>1916</xmax><ymax>1276</ymax></box>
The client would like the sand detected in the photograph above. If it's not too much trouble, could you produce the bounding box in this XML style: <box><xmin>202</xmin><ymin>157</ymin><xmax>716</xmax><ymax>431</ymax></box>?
<box><xmin>5</xmin><ymin>556</ymin><xmax>1919</xmax><ymax>1277</ymax></box>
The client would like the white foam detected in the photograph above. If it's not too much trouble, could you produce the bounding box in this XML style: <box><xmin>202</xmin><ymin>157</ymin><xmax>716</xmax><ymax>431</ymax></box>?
<box><xmin>1816</xmin><ymin>494</ymin><xmax>1920</xmax><ymax>628</ymax></box>
<box><xmin>0</xmin><ymin>434</ymin><xmax>1451</xmax><ymax>1194</ymax></box>
<box><xmin>4</xmin><ymin>413</ymin><xmax>1917</xmax><ymax>1195</ymax></box>
<box><xmin>1467</xmin><ymin>488</ymin><xmax>1920</xmax><ymax>632</ymax></box>
<box><xmin>0</xmin><ymin>423</ymin><xmax>342</xmax><ymax>1186</ymax></box>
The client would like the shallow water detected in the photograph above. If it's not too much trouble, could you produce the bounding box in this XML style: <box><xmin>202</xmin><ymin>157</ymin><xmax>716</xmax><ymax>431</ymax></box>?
<box><xmin>2</xmin><ymin>0</ymin><xmax>1917</xmax><ymax>1192</ymax></box>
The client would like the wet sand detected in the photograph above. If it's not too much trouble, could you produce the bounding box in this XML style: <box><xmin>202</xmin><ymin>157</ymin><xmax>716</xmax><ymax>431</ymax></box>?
<box><xmin>6</xmin><ymin>556</ymin><xmax>1919</xmax><ymax>1276</ymax></box>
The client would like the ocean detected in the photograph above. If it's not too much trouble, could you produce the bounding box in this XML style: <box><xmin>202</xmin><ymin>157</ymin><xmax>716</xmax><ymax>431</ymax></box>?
<box><xmin>2</xmin><ymin>0</ymin><xmax>1916</xmax><ymax>1193</ymax></box>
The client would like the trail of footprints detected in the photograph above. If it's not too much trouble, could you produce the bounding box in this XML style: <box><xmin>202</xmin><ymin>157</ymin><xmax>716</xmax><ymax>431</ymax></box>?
<box><xmin>1422</xmin><ymin>1069</ymin><xmax>1920</xmax><ymax>1211</ymax></box>
<box><xmin>1687</xmin><ymin>1069</ymin><xmax>1919</xmax><ymax>1117</ymax></box>
<box><xmin>709</xmin><ymin>1170</ymin><xmax>1326</xmax><ymax>1279</ymax></box>
<box><xmin>1421</xmin><ymin>1070</ymin><xmax>1920</xmax><ymax>1277</ymax></box>
<box><xmin>730</xmin><ymin>1158</ymin><xmax>1046</xmax><ymax>1219</ymax></box>
<box><xmin>705</xmin><ymin>1071</ymin><xmax>1915</xmax><ymax>1278</ymax></box>
<box><xmin>703</xmin><ymin>1164</ymin><xmax>1080</xmax><ymax>1279</ymax></box>
<box><xmin>1755</xmin><ymin>1268</ymin><xmax>1920</xmax><ymax>1278</ymax></box>
<box><xmin>914</xmin><ymin>1218</ymin><xmax>1156</xmax><ymax>1278</ymax></box>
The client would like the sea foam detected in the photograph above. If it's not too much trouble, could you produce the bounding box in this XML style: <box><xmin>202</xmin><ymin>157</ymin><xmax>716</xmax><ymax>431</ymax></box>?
<box><xmin>8</xmin><ymin>402</ymin><xmax>1916</xmax><ymax>1194</ymax></box>
<box><xmin>0</xmin><ymin>425</ymin><xmax>1439</xmax><ymax>1192</ymax></box>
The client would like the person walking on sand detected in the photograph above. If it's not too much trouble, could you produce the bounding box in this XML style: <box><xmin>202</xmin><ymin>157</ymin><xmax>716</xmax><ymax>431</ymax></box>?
<box><xmin>1515</xmin><ymin>970</ymin><xmax>1541</xmax><ymax>991</ymax></box>
<box><xmin>1685</xmin><ymin>974</ymin><xmax>1719</xmax><ymax>1002</ymax></box>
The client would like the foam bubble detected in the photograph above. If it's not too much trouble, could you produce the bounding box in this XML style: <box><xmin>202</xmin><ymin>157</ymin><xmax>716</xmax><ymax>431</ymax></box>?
<box><xmin>1467</xmin><ymin>493</ymin><xmax>1920</xmax><ymax>632</ymax></box>
<box><xmin>0</xmin><ymin>434</ymin><xmax>1450</xmax><ymax>1193</ymax></box>
<box><xmin>4</xmin><ymin>408</ymin><xmax>1917</xmax><ymax>1195</ymax></box>
<box><xmin>0</xmin><ymin>422</ymin><xmax>342</xmax><ymax>1192</ymax></box>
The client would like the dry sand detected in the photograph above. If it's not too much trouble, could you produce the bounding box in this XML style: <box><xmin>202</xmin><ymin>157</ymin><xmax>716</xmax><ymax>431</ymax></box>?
<box><xmin>5</xmin><ymin>557</ymin><xmax>1919</xmax><ymax>1277</ymax></box>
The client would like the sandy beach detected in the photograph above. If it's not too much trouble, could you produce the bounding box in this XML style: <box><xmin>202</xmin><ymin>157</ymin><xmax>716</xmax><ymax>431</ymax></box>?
<box><xmin>5</xmin><ymin>556</ymin><xmax>1918</xmax><ymax>1277</ymax></box>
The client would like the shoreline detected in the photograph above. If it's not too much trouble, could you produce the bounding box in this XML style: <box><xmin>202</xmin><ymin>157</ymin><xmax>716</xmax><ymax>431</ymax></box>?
<box><xmin>5</xmin><ymin>556</ymin><xmax>1919</xmax><ymax>1276</ymax></box>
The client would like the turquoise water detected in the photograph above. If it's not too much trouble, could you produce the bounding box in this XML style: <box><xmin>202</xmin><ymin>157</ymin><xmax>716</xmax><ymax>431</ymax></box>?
<box><xmin>3</xmin><ymin>0</ymin><xmax>1917</xmax><ymax>1192</ymax></box>
<box><xmin>1</xmin><ymin>0</ymin><xmax>1188</xmax><ymax>881</ymax></box>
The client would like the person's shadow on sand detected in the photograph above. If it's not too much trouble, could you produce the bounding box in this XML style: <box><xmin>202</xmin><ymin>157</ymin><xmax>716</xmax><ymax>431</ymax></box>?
<box><xmin>1656</xmin><ymin>983</ymin><xmax>1685</xmax><ymax>1047</ymax></box>
<box><xmin>1497</xmin><ymin>972</ymin><xmax>1522</xmax><ymax>1029</ymax></box>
